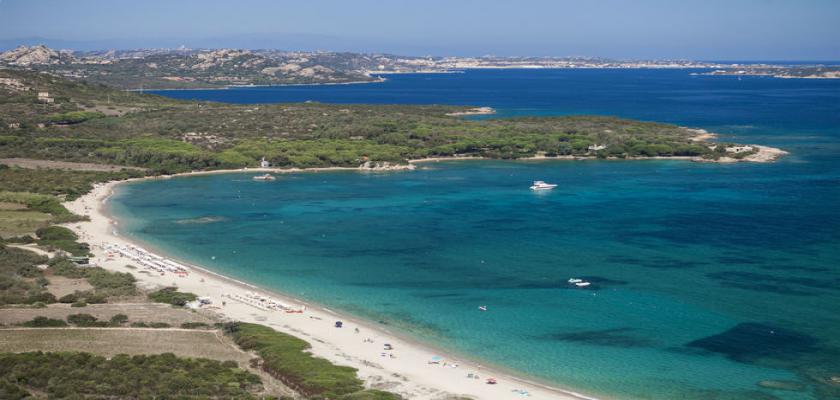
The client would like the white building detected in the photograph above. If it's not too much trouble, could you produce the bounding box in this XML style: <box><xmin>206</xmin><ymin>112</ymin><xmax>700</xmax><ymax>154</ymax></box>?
<box><xmin>37</xmin><ymin>91</ymin><xmax>54</xmax><ymax>103</ymax></box>
<box><xmin>260</xmin><ymin>157</ymin><xmax>270</xmax><ymax>168</ymax></box>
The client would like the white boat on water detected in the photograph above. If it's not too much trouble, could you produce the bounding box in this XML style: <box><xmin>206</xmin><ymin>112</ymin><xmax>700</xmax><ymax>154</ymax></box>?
<box><xmin>530</xmin><ymin>180</ymin><xmax>557</xmax><ymax>190</ymax></box>
<box><xmin>568</xmin><ymin>277</ymin><xmax>591</xmax><ymax>287</ymax></box>
<box><xmin>253</xmin><ymin>174</ymin><xmax>276</xmax><ymax>181</ymax></box>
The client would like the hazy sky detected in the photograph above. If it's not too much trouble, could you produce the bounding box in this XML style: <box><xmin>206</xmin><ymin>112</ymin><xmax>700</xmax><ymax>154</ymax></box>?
<box><xmin>1</xmin><ymin>0</ymin><xmax>838</xmax><ymax>59</ymax></box>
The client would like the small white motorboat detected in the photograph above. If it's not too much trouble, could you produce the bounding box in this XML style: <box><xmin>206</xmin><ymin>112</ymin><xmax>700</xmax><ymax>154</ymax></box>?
<box><xmin>530</xmin><ymin>180</ymin><xmax>557</xmax><ymax>190</ymax></box>
<box><xmin>575</xmin><ymin>282</ymin><xmax>591</xmax><ymax>287</ymax></box>
<box><xmin>253</xmin><ymin>174</ymin><xmax>276</xmax><ymax>181</ymax></box>
<box><xmin>568</xmin><ymin>278</ymin><xmax>583</xmax><ymax>283</ymax></box>
<box><xmin>478</xmin><ymin>305</ymin><xmax>488</xmax><ymax>311</ymax></box>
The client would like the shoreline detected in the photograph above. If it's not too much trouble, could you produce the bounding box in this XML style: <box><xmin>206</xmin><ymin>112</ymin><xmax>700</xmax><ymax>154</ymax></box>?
<box><xmin>125</xmin><ymin>141</ymin><xmax>790</xmax><ymax>184</ymax></box>
<box><xmin>64</xmin><ymin>177</ymin><xmax>604</xmax><ymax>400</ymax></box>
<box><xmin>132</xmin><ymin>76</ymin><xmax>386</xmax><ymax>92</ymax></box>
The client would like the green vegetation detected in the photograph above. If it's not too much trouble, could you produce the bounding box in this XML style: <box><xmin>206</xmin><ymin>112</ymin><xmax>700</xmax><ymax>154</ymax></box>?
<box><xmin>47</xmin><ymin>110</ymin><xmax>106</xmax><ymax>125</ymax></box>
<box><xmin>227</xmin><ymin>322</ymin><xmax>401</xmax><ymax>399</ymax></box>
<box><xmin>0</xmin><ymin>191</ymin><xmax>83</xmax><ymax>224</ymax></box>
<box><xmin>20</xmin><ymin>316</ymin><xmax>67</xmax><ymax>327</ymax></box>
<box><xmin>148</xmin><ymin>286</ymin><xmax>197</xmax><ymax>306</ymax></box>
<box><xmin>0</xmin><ymin>167</ymin><xmax>143</xmax><ymax>200</ymax></box>
<box><xmin>66</xmin><ymin>313</ymin><xmax>112</xmax><ymax>327</ymax></box>
<box><xmin>0</xmin><ymin>245</ymin><xmax>54</xmax><ymax>305</ymax></box>
<box><xmin>35</xmin><ymin>226</ymin><xmax>89</xmax><ymax>256</ymax></box>
<box><xmin>0</xmin><ymin>352</ymin><xmax>264</xmax><ymax>399</ymax></box>
<box><xmin>0</xmin><ymin>201</ymin><xmax>52</xmax><ymax>239</ymax></box>
<box><xmin>110</xmin><ymin>313</ymin><xmax>129</xmax><ymax>325</ymax></box>
<box><xmin>49</xmin><ymin>256</ymin><xmax>137</xmax><ymax>299</ymax></box>
<box><xmin>0</xmin><ymin>69</ymin><xmax>747</xmax><ymax>176</ymax></box>
<box><xmin>17</xmin><ymin>313</ymin><xmax>201</xmax><ymax>330</ymax></box>
<box><xmin>181</xmin><ymin>321</ymin><xmax>211</xmax><ymax>329</ymax></box>
<box><xmin>130</xmin><ymin>321</ymin><xmax>172</xmax><ymax>328</ymax></box>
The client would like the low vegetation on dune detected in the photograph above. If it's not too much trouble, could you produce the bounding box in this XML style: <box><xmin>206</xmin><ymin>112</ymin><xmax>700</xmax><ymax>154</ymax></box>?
<box><xmin>227</xmin><ymin>322</ymin><xmax>402</xmax><ymax>399</ymax></box>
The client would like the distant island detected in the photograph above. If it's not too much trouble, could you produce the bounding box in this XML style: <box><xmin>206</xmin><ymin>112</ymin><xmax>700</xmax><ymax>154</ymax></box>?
<box><xmin>697</xmin><ymin>65</ymin><xmax>840</xmax><ymax>79</ymax></box>
<box><xmin>4</xmin><ymin>44</ymin><xmax>835</xmax><ymax>90</ymax></box>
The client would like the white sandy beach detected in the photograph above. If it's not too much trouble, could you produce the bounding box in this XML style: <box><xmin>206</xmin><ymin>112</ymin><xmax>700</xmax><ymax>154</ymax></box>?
<box><xmin>62</xmin><ymin>178</ymin><xmax>600</xmax><ymax>400</ymax></box>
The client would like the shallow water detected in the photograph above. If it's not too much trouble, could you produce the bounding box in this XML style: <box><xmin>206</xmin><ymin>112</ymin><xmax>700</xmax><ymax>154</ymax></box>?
<box><xmin>116</xmin><ymin>70</ymin><xmax>840</xmax><ymax>399</ymax></box>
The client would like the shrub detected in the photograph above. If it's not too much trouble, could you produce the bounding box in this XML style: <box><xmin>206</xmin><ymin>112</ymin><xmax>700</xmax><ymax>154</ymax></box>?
<box><xmin>20</xmin><ymin>316</ymin><xmax>67</xmax><ymax>327</ymax></box>
<box><xmin>58</xmin><ymin>293</ymin><xmax>78</xmax><ymax>303</ymax></box>
<box><xmin>46</xmin><ymin>111</ymin><xmax>106</xmax><ymax>125</ymax></box>
<box><xmin>180</xmin><ymin>322</ymin><xmax>210</xmax><ymax>329</ymax></box>
<box><xmin>35</xmin><ymin>227</ymin><xmax>89</xmax><ymax>256</ymax></box>
<box><xmin>109</xmin><ymin>314</ymin><xmax>128</xmax><ymax>325</ymax></box>
<box><xmin>147</xmin><ymin>287</ymin><xmax>197</xmax><ymax>307</ymax></box>
<box><xmin>66</xmin><ymin>313</ymin><xmax>109</xmax><ymax>327</ymax></box>
<box><xmin>35</xmin><ymin>226</ymin><xmax>77</xmax><ymax>241</ymax></box>
<box><xmin>70</xmin><ymin>301</ymin><xmax>87</xmax><ymax>308</ymax></box>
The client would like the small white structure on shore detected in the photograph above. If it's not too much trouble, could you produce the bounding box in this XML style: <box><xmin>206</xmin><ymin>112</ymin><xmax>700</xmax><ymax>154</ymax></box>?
<box><xmin>260</xmin><ymin>157</ymin><xmax>270</xmax><ymax>168</ymax></box>
<box><xmin>37</xmin><ymin>91</ymin><xmax>54</xmax><ymax>103</ymax></box>
<box><xmin>588</xmin><ymin>144</ymin><xmax>607</xmax><ymax>151</ymax></box>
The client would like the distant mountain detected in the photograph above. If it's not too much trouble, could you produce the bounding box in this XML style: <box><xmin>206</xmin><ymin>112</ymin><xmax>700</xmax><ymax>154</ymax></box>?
<box><xmin>5</xmin><ymin>44</ymin><xmax>829</xmax><ymax>90</ymax></box>
<box><xmin>0</xmin><ymin>45</ymin><xmax>379</xmax><ymax>88</ymax></box>
<box><xmin>0</xmin><ymin>45</ymin><xmax>75</xmax><ymax>66</ymax></box>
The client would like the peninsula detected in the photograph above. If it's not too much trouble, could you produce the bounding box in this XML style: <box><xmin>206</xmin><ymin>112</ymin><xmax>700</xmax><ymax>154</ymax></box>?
<box><xmin>699</xmin><ymin>65</ymin><xmax>840</xmax><ymax>79</ymax></box>
<box><xmin>0</xmin><ymin>69</ymin><xmax>784</xmax><ymax>175</ymax></box>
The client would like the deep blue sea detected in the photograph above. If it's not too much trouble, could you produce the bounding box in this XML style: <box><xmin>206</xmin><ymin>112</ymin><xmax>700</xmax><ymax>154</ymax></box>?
<box><xmin>114</xmin><ymin>70</ymin><xmax>840</xmax><ymax>400</ymax></box>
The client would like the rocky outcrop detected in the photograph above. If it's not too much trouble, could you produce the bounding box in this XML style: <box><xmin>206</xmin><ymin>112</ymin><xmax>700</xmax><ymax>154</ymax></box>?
<box><xmin>0</xmin><ymin>45</ymin><xmax>74</xmax><ymax>66</ymax></box>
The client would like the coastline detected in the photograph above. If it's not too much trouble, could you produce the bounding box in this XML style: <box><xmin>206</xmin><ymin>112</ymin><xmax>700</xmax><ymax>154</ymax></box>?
<box><xmin>64</xmin><ymin>176</ymin><xmax>604</xmax><ymax>400</ymax></box>
<box><xmin>133</xmin><ymin>76</ymin><xmax>386</xmax><ymax>92</ymax></box>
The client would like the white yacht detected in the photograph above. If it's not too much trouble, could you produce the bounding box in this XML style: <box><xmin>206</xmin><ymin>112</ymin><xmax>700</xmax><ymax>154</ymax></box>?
<box><xmin>252</xmin><ymin>174</ymin><xmax>276</xmax><ymax>181</ymax></box>
<box><xmin>530</xmin><ymin>180</ymin><xmax>557</xmax><ymax>190</ymax></box>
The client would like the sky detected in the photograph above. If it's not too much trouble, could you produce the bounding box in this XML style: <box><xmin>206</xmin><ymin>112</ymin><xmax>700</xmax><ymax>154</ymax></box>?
<box><xmin>0</xmin><ymin>0</ymin><xmax>838</xmax><ymax>60</ymax></box>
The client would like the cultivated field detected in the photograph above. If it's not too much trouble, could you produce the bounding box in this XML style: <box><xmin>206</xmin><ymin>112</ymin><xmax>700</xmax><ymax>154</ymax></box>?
<box><xmin>0</xmin><ymin>206</ymin><xmax>51</xmax><ymax>237</ymax></box>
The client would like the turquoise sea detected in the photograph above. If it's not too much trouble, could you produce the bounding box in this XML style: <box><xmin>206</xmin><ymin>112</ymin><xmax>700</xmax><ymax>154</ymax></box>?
<box><xmin>112</xmin><ymin>70</ymin><xmax>840</xmax><ymax>400</ymax></box>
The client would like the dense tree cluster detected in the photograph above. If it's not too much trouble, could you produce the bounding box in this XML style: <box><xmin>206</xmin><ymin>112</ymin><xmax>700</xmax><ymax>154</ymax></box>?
<box><xmin>0</xmin><ymin>352</ymin><xmax>264</xmax><ymax>399</ymax></box>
